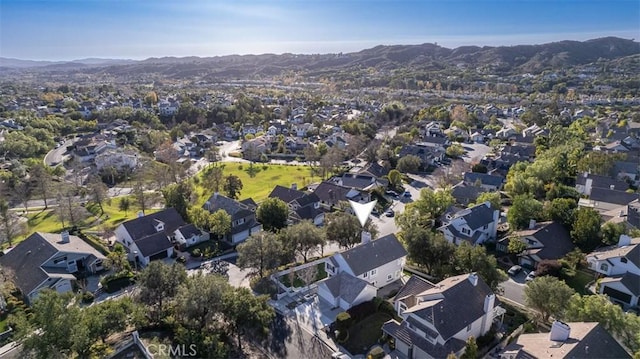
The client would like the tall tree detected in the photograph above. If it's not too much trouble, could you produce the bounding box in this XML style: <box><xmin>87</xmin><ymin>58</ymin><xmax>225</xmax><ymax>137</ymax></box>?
<box><xmin>237</xmin><ymin>232</ymin><xmax>283</xmax><ymax>278</ymax></box>
<box><xmin>387</xmin><ymin>169</ymin><xmax>403</xmax><ymax>190</ymax></box>
<box><xmin>31</xmin><ymin>164</ymin><xmax>52</xmax><ymax>209</ymax></box>
<box><xmin>396</xmin><ymin>188</ymin><xmax>454</xmax><ymax>230</ymax></box>
<box><xmin>104</xmin><ymin>243</ymin><xmax>130</xmax><ymax>273</ymax></box>
<box><xmin>524</xmin><ymin>275</ymin><xmax>575</xmax><ymax>322</ymax></box>
<box><xmin>202</xmin><ymin>166</ymin><xmax>224</xmax><ymax>193</ymax></box>
<box><xmin>460</xmin><ymin>336</ymin><xmax>478</xmax><ymax>359</ymax></box>
<box><xmin>507</xmin><ymin>194</ymin><xmax>544</xmax><ymax>230</ymax></box>
<box><xmin>402</xmin><ymin>226</ymin><xmax>454</xmax><ymax>276</ymax></box>
<box><xmin>131</xmin><ymin>179</ymin><xmax>148</xmax><ymax>215</ymax></box>
<box><xmin>0</xmin><ymin>199</ymin><xmax>25</xmax><ymax>247</ymax></box>
<box><xmin>223</xmin><ymin>287</ymin><xmax>275</xmax><ymax>353</ymax></box>
<box><xmin>454</xmin><ymin>242</ymin><xmax>507</xmax><ymax>291</ymax></box>
<box><xmin>570</xmin><ymin>207</ymin><xmax>602</xmax><ymax>251</ymax></box>
<box><xmin>137</xmin><ymin>262</ymin><xmax>188</xmax><ymax>324</ymax></box>
<box><xmin>209</xmin><ymin>209</ymin><xmax>232</xmax><ymax>239</ymax></box>
<box><xmin>223</xmin><ymin>174</ymin><xmax>243</xmax><ymax>199</ymax></box>
<box><xmin>162</xmin><ymin>182</ymin><xmax>194</xmax><ymax>219</ymax></box>
<box><xmin>396</xmin><ymin>155</ymin><xmax>421</xmax><ymax>173</ymax></box>
<box><xmin>544</xmin><ymin>198</ymin><xmax>577</xmax><ymax>228</ymax></box>
<box><xmin>256</xmin><ymin>197</ymin><xmax>289</xmax><ymax>232</ymax></box>
<box><xmin>325</xmin><ymin>212</ymin><xmax>362</xmax><ymax>249</ymax></box>
<box><xmin>175</xmin><ymin>273</ymin><xmax>229</xmax><ymax>331</ymax></box>
<box><xmin>280</xmin><ymin>220</ymin><xmax>326</xmax><ymax>262</ymax></box>
<box><xmin>13</xmin><ymin>179</ymin><xmax>32</xmax><ymax>213</ymax></box>
<box><xmin>87</xmin><ymin>176</ymin><xmax>108</xmax><ymax>215</ymax></box>
<box><xmin>118</xmin><ymin>197</ymin><xmax>131</xmax><ymax>216</ymax></box>
<box><xmin>55</xmin><ymin>187</ymin><xmax>89</xmax><ymax>229</ymax></box>
<box><xmin>473</xmin><ymin>192</ymin><xmax>501</xmax><ymax>210</ymax></box>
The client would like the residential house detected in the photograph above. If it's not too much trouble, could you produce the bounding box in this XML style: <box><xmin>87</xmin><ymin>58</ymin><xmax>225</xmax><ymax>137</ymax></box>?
<box><xmin>312</xmin><ymin>181</ymin><xmax>370</xmax><ymax>209</ymax></box>
<box><xmin>578</xmin><ymin>187</ymin><xmax>640</xmax><ymax>215</ymax></box>
<box><xmin>241</xmin><ymin>124</ymin><xmax>260</xmax><ymax>137</ymax></box>
<box><xmin>115</xmin><ymin>208</ymin><xmax>185</xmax><ymax>266</ymax></box>
<box><xmin>398</xmin><ymin>143</ymin><xmax>445</xmax><ymax>167</ymax></box>
<box><xmin>613</xmin><ymin>161</ymin><xmax>639</xmax><ymax>185</ymax></box>
<box><xmin>451</xmin><ymin>182</ymin><xmax>488</xmax><ymax>206</ymax></box>
<box><xmin>242</xmin><ymin>136</ymin><xmax>270</xmax><ymax>158</ymax></box>
<box><xmin>173</xmin><ymin>223</ymin><xmax>210</xmax><ymax>250</ymax></box>
<box><xmin>203</xmin><ymin>193</ymin><xmax>262</xmax><ymax>245</ymax></box>
<box><xmin>325</xmin><ymin>234</ymin><xmax>407</xmax><ymax>288</ymax></box>
<box><xmin>158</xmin><ymin>99</ymin><xmax>179</xmax><ymax>117</ymax></box>
<box><xmin>463</xmin><ymin>172</ymin><xmax>505</xmax><ymax>191</ymax></box>
<box><xmin>331</xmin><ymin>173</ymin><xmax>386</xmax><ymax>192</ymax></box>
<box><xmin>358</xmin><ymin>162</ymin><xmax>390</xmax><ymax>179</ymax></box>
<box><xmin>293</xmin><ymin>123</ymin><xmax>314</xmax><ymax>138</ymax></box>
<box><xmin>0</xmin><ymin>232</ymin><xmax>105</xmax><ymax>304</ymax></box>
<box><xmin>575</xmin><ymin>172</ymin><xmax>630</xmax><ymax>196</ymax></box>
<box><xmin>383</xmin><ymin>273</ymin><xmax>501</xmax><ymax>359</ymax></box>
<box><xmin>586</xmin><ymin>235</ymin><xmax>640</xmax><ymax>309</ymax></box>
<box><xmin>496</xmin><ymin>127</ymin><xmax>517</xmax><ymax>139</ymax></box>
<box><xmin>268</xmin><ymin>184</ymin><xmax>325</xmax><ymax>226</ymax></box>
<box><xmin>500</xmin><ymin>321</ymin><xmax>631</xmax><ymax>359</ymax></box>
<box><xmin>95</xmin><ymin>148</ymin><xmax>139</xmax><ymax>171</ymax></box>
<box><xmin>497</xmin><ymin>221</ymin><xmax>574</xmax><ymax>269</ymax></box>
<box><xmin>439</xmin><ymin>201</ymin><xmax>500</xmax><ymax>246</ymax></box>
<box><xmin>422</xmin><ymin>121</ymin><xmax>444</xmax><ymax>137</ymax></box>
<box><xmin>317</xmin><ymin>271</ymin><xmax>377</xmax><ymax>311</ymax></box>
<box><xmin>470</xmin><ymin>131</ymin><xmax>484</xmax><ymax>143</ymax></box>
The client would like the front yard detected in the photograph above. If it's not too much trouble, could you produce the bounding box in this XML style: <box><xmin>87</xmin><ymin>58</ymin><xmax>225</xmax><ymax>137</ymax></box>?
<box><xmin>563</xmin><ymin>270</ymin><xmax>594</xmax><ymax>295</ymax></box>
<box><xmin>279</xmin><ymin>263</ymin><xmax>327</xmax><ymax>288</ymax></box>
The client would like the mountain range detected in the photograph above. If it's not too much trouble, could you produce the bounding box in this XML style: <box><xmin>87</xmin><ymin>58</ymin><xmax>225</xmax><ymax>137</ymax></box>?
<box><xmin>1</xmin><ymin>37</ymin><xmax>638</xmax><ymax>77</ymax></box>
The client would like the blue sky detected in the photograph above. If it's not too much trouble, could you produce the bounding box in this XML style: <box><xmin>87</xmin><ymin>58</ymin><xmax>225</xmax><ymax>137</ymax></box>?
<box><xmin>1</xmin><ymin>0</ymin><xmax>639</xmax><ymax>60</ymax></box>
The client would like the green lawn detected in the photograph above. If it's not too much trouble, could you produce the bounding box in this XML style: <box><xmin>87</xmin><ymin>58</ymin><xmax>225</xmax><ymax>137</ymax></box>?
<box><xmin>195</xmin><ymin>163</ymin><xmax>314</xmax><ymax>204</ymax></box>
<box><xmin>279</xmin><ymin>263</ymin><xmax>328</xmax><ymax>288</ymax></box>
<box><xmin>343</xmin><ymin>312</ymin><xmax>392</xmax><ymax>355</ymax></box>
<box><xmin>563</xmin><ymin>270</ymin><xmax>594</xmax><ymax>295</ymax></box>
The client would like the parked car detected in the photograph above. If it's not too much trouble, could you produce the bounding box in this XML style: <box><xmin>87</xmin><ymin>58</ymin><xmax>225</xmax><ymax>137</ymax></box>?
<box><xmin>525</xmin><ymin>271</ymin><xmax>537</xmax><ymax>282</ymax></box>
<box><xmin>403</xmin><ymin>190</ymin><xmax>411</xmax><ymax>197</ymax></box>
<box><xmin>385</xmin><ymin>209</ymin><xmax>395</xmax><ymax>217</ymax></box>
<box><xmin>331</xmin><ymin>352</ymin><xmax>350</xmax><ymax>359</ymax></box>
<box><xmin>507</xmin><ymin>265</ymin><xmax>522</xmax><ymax>276</ymax></box>
<box><xmin>386</xmin><ymin>190</ymin><xmax>399</xmax><ymax>198</ymax></box>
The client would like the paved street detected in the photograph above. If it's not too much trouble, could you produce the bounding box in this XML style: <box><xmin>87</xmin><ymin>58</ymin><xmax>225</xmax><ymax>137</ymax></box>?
<box><xmin>264</xmin><ymin>314</ymin><xmax>334</xmax><ymax>359</ymax></box>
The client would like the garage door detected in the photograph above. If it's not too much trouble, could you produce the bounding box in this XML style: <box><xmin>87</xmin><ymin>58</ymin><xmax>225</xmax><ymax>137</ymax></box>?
<box><xmin>149</xmin><ymin>250</ymin><xmax>168</xmax><ymax>261</ymax></box>
<box><xmin>603</xmin><ymin>286</ymin><xmax>632</xmax><ymax>304</ymax></box>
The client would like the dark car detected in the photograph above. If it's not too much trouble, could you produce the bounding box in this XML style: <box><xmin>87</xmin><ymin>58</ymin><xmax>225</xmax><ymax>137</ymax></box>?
<box><xmin>385</xmin><ymin>209</ymin><xmax>395</xmax><ymax>217</ymax></box>
<box><xmin>386</xmin><ymin>190</ymin><xmax>399</xmax><ymax>198</ymax></box>
<box><xmin>403</xmin><ymin>190</ymin><xmax>411</xmax><ymax>197</ymax></box>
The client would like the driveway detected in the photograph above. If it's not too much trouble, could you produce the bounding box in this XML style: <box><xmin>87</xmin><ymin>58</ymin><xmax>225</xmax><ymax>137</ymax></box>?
<box><xmin>461</xmin><ymin>142</ymin><xmax>492</xmax><ymax>163</ymax></box>
<box><xmin>500</xmin><ymin>270</ymin><xmax>528</xmax><ymax>306</ymax></box>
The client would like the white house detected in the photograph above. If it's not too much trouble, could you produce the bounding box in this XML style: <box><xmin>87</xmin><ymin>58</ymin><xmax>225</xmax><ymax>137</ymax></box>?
<box><xmin>158</xmin><ymin>99</ymin><xmax>179</xmax><ymax>117</ymax></box>
<box><xmin>317</xmin><ymin>272</ymin><xmax>377</xmax><ymax>311</ymax></box>
<box><xmin>115</xmin><ymin>208</ymin><xmax>185</xmax><ymax>267</ymax></box>
<box><xmin>0</xmin><ymin>232</ymin><xmax>105</xmax><ymax>305</ymax></box>
<box><xmin>203</xmin><ymin>193</ymin><xmax>262</xmax><ymax>245</ymax></box>
<box><xmin>439</xmin><ymin>201</ymin><xmax>500</xmax><ymax>246</ymax></box>
<box><xmin>174</xmin><ymin>223</ymin><xmax>210</xmax><ymax>250</ymax></box>
<box><xmin>587</xmin><ymin>235</ymin><xmax>640</xmax><ymax>309</ymax></box>
<box><xmin>325</xmin><ymin>234</ymin><xmax>407</xmax><ymax>288</ymax></box>
<box><xmin>383</xmin><ymin>273</ymin><xmax>501</xmax><ymax>359</ymax></box>
<box><xmin>94</xmin><ymin>148</ymin><xmax>139</xmax><ymax>171</ymax></box>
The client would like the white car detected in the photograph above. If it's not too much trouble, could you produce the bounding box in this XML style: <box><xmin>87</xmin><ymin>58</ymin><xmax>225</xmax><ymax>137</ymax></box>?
<box><xmin>331</xmin><ymin>352</ymin><xmax>350</xmax><ymax>359</ymax></box>
<box><xmin>525</xmin><ymin>271</ymin><xmax>537</xmax><ymax>282</ymax></box>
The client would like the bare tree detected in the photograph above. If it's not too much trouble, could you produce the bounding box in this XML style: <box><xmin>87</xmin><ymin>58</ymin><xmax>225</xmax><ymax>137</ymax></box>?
<box><xmin>13</xmin><ymin>179</ymin><xmax>33</xmax><ymax>213</ymax></box>
<box><xmin>0</xmin><ymin>200</ymin><xmax>26</xmax><ymax>247</ymax></box>
<box><xmin>30</xmin><ymin>164</ymin><xmax>52</xmax><ymax>209</ymax></box>
<box><xmin>432</xmin><ymin>160</ymin><xmax>469</xmax><ymax>187</ymax></box>
<box><xmin>55</xmin><ymin>187</ymin><xmax>89</xmax><ymax>229</ymax></box>
<box><xmin>87</xmin><ymin>176</ymin><xmax>109</xmax><ymax>215</ymax></box>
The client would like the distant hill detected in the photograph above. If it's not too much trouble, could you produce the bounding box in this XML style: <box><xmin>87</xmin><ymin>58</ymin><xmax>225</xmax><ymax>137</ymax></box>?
<box><xmin>0</xmin><ymin>57</ymin><xmax>137</xmax><ymax>69</ymax></box>
<box><xmin>2</xmin><ymin>37</ymin><xmax>638</xmax><ymax>78</ymax></box>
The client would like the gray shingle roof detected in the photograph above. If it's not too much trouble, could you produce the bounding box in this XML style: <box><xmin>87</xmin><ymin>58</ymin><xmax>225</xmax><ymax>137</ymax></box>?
<box><xmin>337</xmin><ymin>234</ymin><xmax>407</xmax><ymax>276</ymax></box>
<box><xmin>134</xmin><ymin>232</ymin><xmax>173</xmax><ymax>257</ymax></box>
<box><xmin>394</xmin><ymin>275</ymin><xmax>436</xmax><ymax>301</ymax></box>
<box><xmin>590</xmin><ymin>188</ymin><xmax>640</xmax><ymax>206</ymax></box>
<box><xmin>268</xmin><ymin>185</ymin><xmax>306</xmax><ymax>204</ymax></box>
<box><xmin>177</xmin><ymin>224</ymin><xmax>201</xmax><ymax>239</ymax></box>
<box><xmin>575</xmin><ymin>173</ymin><xmax>630</xmax><ymax>191</ymax></box>
<box><xmin>320</xmin><ymin>272</ymin><xmax>371</xmax><ymax>304</ymax></box>
<box><xmin>463</xmin><ymin>172</ymin><xmax>505</xmax><ymax>188</ymax></box>
<box><xmin>0</xmin><ymin>233</ymin><xmax>57</xmax><ymax>296</ymax></box>
<box><xmin>121</xmin><ymin>208</ymin><xmax>186</xmax><ymax>241</ymax></box>
<box><xmin>451</xmin><ymin>183</ymin><xmax>487</xmax><ymax>205</ymax></box>
<box><xmin>407</xmin><ymin>273</ymin><xmax>495</xmax><ymax>340</ymax></box>
<box><xmin>382</xmin><ymin>319</ymin><xmax>466</xmax><ymax>358</ymax></box>
<box><xmin>204</xmin><ymin>193</ymin><xmax>255</xmax><ymax>220</ymax></box>
<box><xmin>515</xmin><ymin>221</ymin><xmax>574</xmax><ymax>262</ymax></box>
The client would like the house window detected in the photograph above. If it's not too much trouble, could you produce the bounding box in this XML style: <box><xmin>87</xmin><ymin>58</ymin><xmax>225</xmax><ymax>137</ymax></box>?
<box><xmin>467</xmin><ymin>324</ymin><xmax>472</xmax><ymax>332</ymax></box>
<box><xmin>483</xmin><ymin>224</ymin><xmax>488</xmax><ymax>230</ymax></box>
<box><xmin>364</xmin><ymin>272</ymin><xmax>368</xmax><ymax>278</ymax></box>
<box><xmin>370</xmin><ymin>269</ymin><xmax>377</xmax><ymax>276</ymax></box>
<box><xmin>461</xmin><ymin>228</ymin><xmax>470</xmax><ymax>235</ymax></box>
<box><xmin>600</xmin><ymin>263</ymin><xmax>609</xmax><ymax>272</ymax></box>
<box><xmin>387</xmin><ymin>274</ymin><xmax>393</xmax><ymax>281</ymax></box>
<box><xmin>621</xmin><ymin>257</ymin><xmax>628</xmax><ymax>264</ymax></box>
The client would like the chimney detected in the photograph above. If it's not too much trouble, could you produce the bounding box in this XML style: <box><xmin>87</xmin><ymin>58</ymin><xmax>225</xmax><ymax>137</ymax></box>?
<box><xmin>137</xmin><ymin>211</ymin><xmax>144</xmax><ymax>218</ymax></box>
<box><xmin>610</xmin><ymin>184</ymin><xmax>615</xmax><ymax>190</ymax></box>
<box><xmin>291</xmin><ymin>183</ymin><xmax>297</xmax><ymax>191</ymax></box>
<box><xmin>529</xmin><ymin>219</ymin><xmax>536</xmax><ymax>230</ymax></box>
<box><xmin>361</xmin><ymin>231</ymin><xmax>372</xmax><ymax>244</ymax></box>
<box><xmin>483</xmin><ymin>294</ymin><xmax>495</xmax><ymax>313</ymax></box>
<box><xmin>468</xmin><ymin>273</ymin><xmax>478</xmax><ymax>286</ymax></box>
<box><xmin>61</xmin><ymin>231</ymin><xmax>70</xmax><ymax>243</ymax></box>
<box><xmin>583</xmin><ymin>171</ymin><xmax>589</xmax><ymax>178</ymax></box>
<box><xmin>214</xmin><ymin>192</ymin><xmax>219</xmax><ymax>199</ymax></box>
<box><xmin>618</xmin><ymin>234</ymin><xmax>632</xmax><ymax>247</ymax></box>
<box><xmin>549</xmin><ymin>321</ymin><xmax>571</xmax><ymax>342</ymax></box>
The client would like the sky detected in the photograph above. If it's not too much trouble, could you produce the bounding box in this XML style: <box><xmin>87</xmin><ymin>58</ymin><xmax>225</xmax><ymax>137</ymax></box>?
<box><xmin>1</xmin><ymin>0</ymin><xmax>639</xmax><ymax>61</ymax></box>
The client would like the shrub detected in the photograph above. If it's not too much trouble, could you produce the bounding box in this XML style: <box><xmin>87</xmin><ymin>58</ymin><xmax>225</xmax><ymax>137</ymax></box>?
<box><xmin>336</xmin><ymin>312</ymin><xmax>352</xmax><ymax>332</ymax></box>
<box><xmin>192</xmin><ymin>248</ymin><xmax>202</xmax><ymax>257</ymax></box>
<box><xmin>250</xmin><ymin>277</ymin><xmax>278</xmax><ymax>298</ymax></box>
<box><xmin>535</xmin><ymin>259</ymin><xmax>562</xmax><ymax>277</ymax></box>
<box><xmin>177</xmin><ymin>256</ymin><xmax>187</xmax><ymax>264</ymax></box>
<box><xmin>476</xmin><ymin>329</ymin><xmax>496</xmax><ymax>349</ymax></box>
<box><xmin>372</xmin><ymin>297</ymin><xmax>384</xmax><ymax>310</ymax></box>
<box><xmin>378</xmin><ymin>301</ymin><xmax>396</xmax><ymax>316</ymax></box>
<box><xmin>81</xmin><ymin>291</ymin><xmax>95</xmax><ymax>303</ymax></box>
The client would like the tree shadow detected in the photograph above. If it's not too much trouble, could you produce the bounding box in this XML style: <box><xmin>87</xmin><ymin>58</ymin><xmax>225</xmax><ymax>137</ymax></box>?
<box><xmin>264</xmin><ymin>313</ymin><xmax>293</xmax><ymax>357</ymax></box>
